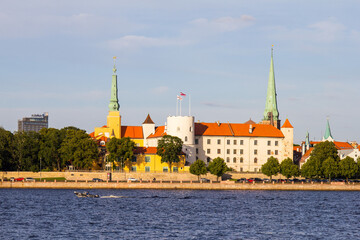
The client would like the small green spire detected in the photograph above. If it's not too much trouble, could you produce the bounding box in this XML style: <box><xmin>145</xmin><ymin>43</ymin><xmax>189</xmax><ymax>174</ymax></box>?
<box><xmin>109</xmin><ymin>57</ymin><xmax>119</xmax><ymax>111</ymax></box>
<box><xmin>263</xmin><ymin>47</ymin><xmax>279</xmax><ymax>121</ymax></box>
<box><xmin>305</xmin><ymin>131</ymin><xmax>310</xmax><ymax>146</ymax></box>
<box><xmin>323</xmin><ymin>119</ymin><xmax>333</xmax><ymax>141</ymax></box>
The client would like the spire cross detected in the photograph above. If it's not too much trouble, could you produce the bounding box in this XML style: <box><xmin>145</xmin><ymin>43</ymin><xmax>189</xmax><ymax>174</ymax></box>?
<box><xmin>113</xmin><ymin>56</ymin><xmax>117</xmax><ymax>74</ymax></box>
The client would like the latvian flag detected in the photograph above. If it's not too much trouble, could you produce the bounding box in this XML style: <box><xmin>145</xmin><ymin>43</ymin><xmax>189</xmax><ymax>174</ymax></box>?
<box><xmin>180</xmin><ymin>92</ymin><xmax>186</xmax><ymax>97</ymax></box>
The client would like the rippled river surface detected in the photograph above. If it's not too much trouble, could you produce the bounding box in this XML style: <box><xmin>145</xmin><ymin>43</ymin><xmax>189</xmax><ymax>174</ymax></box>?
<box><xmin>1</xmin><ymin>189</ymin><xmax>360</xmax><ymax>239</ymax></box>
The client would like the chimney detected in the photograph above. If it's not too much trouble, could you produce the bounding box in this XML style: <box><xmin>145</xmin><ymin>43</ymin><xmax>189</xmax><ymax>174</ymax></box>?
<box><xmin>249</xmin><ymin>124</ymin><xmax>253</xmax><ymax>134</ymax></box>
<box><xmin>216</xmin><ymin>121</ymin><xmax>220</xmax><ymax>126</ymax></box>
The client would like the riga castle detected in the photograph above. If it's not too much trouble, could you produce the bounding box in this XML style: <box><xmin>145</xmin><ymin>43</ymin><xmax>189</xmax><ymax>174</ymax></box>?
<box><xmin>91</xmin><ymin>49</ymin><xmax>294</xmax><ymax>173</ymax></box>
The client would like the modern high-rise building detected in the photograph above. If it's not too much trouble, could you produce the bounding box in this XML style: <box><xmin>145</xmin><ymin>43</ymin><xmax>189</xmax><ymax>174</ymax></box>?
<box><xmin>18</xmin><ymin>112</ymin><xmax>49</xmax><ymax>132</ymax></box>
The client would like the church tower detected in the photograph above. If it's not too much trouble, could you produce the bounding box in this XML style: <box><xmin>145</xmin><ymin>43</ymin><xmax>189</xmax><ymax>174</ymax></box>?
<box><xmin>107</xmin><ymin>58</ymin><xmax>121</xmax><ymax>138</ymax></box>
<box><xmin>94</xmin><ymin>57</ymin><xmax>121</xmax><ymax>139</ymax></box>
<box><xmin>260</xmin><ymin>48</ymin><xmax>281</xmax><ymax>129</ymax></box>
<box><xmin>322</xmin><ymin>119</ymin><xmax>334</xmax><ymax>142</ymax></box>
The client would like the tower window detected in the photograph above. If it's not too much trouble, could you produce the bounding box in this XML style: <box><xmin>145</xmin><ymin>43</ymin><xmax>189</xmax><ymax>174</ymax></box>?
<box><xmin>254</xmin><ymin>149</ymin><xmax>257</xmax><ymax>155</ymax></box>
<box><xmin>217</xmin><ymin>149</ymin><xmax>221</xmax><ymax>154</ymax></box>
<box><xmin>207</xmin><ymin>149</ymin><xmax>210</xmax><ymax>154</ymax></box>
<box><xmin>233</xmin><ymin>149</ymin><xmax>237</xmax><ymax>154</ymax></box>
<box><xmin>267</xmin><ymin>150</ymin><xmax>271</xmax><ymax>155</ymax></box>
<box><xmin>275</xmin><ymin>150</ymin><xmax>278</xmax><ymax>155</ymax></box>
<box><xmin>240</xmin><ymin>149</ymin><xmax>243</xmax><ymax>154</ymax></box>
<box><xmin>195</xmin><ymin>139</ymin><xmax>199</xmax><ymax>144</ymax></box>
<box><xmin>185</xmin><ymin>136</ymin><xmax>188</xmax><ymax>142</ymax></box>
<box><xmin>240</xmin><ymin>157</ymin><xmax>243</xmax><ymax>163</ymax></box>
<box><xmin>254</xmin><ymin>158</ymin><xmax>258</xmax><ymax>163</ymax></box>
<box><xmin>254</xmin><ymin>140</ymin><xmax>258</xmax><ymax>145</ymax></box>
<box><xmin>226</xmin><ymin>157</ymin><xmax>230</xmax><ymax>163</ymax></box>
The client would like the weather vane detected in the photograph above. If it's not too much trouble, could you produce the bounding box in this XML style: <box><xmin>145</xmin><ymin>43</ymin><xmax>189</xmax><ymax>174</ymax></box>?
<box><xmin>113</xmin><ymin>56</ymin><xmax>117</xmax><ymax>73</ymax></box>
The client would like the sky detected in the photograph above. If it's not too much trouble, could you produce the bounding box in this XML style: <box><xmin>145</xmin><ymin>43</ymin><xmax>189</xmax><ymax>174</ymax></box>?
<box><xmin>1</xmin><ymin>0</ymin><xmax>360</xmax><ymax>144</ymax></box>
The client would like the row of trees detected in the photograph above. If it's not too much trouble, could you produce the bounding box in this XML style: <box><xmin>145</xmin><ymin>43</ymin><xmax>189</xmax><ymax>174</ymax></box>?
<box><xmin>190</xmin><ymin>157</ymin><xmax>229</xmax><ymax>181</ymax></box>
<box><xmin>0</xmin><ymin>127</ymin><xmax>99</xmax><ymax>171</ymax></box>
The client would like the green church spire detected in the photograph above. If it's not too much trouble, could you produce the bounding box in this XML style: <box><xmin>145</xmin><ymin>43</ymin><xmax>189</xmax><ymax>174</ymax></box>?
<box><xmin>109</xmin><ymin>57</ymin><xmax>120</xmax><ymax>111</ymax></box>
<box><xmin>263</xmin><ymin>47</ymin><xmax>279</xmax><ymax>121</ymax></box>
<box><xmin>323</xmin><ymin>119</ymin><xmax>333</xmax><ymax>141</ymax></box>
<box><xmin>305</xmin><ymin>131</ymin><xmax>310</xmax><ymax>146</ymax></box>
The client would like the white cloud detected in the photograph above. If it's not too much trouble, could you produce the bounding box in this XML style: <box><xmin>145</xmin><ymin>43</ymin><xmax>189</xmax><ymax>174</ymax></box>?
<box><xmin>150</xmin><ymin>86</ymin><xmax>169</xmax><ymax>94</ymax></box>
<box><xmin>106</xmin><ymin>35</ymin><xmax>190</xmax><ymax>50</ymax></box>
<box><xmin>190</xmin><ymin>15</ymin><xmax>255</xmax><ymax>33</ymax></box>
<box><xmin>268</xmin><ymin>18</ymin><xmax>346</xmax><ymax>44</ymax></box>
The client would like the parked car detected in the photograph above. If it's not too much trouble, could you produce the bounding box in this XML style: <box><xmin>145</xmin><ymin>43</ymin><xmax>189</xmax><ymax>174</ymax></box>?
<box><xmin>92</xmin><ymin>178</ymin><xmax>103</xmax><ymax>182</ymax></box>
<box><xmin>236</xmin><ymin>178</ymin><xmax>248</xmax><ymax>183</ymax></box>
<box><xmin>25</xmin><ymin>177</ymin><xmax>35</xmax><ymax>182</ymax></box>
<box><xmin>200</xmin><ymin>178</ymin><xmax>210</xmax><ymax>182</ymax></box>
<box><xmin>14</xmin><ymin>177</ymin><xmax>24</xmax><ymax>182</ymax></box>
<box><xmin>263</xmin><ymin>178</ymin><xmax>271</xmax><ymax>183</ymax></box>
<box><xmin>248</xmin><ymin>178</ymin><xmax>263</xmax><ymax>183</ymax></box>
<box><xmin>127</xmin><ymin>177</ymin><xmax>138</xmax><ymax>182</ymax></box>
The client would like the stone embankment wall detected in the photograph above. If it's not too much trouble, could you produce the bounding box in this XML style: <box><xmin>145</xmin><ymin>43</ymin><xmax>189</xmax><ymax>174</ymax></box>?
<box><xmin>0</xmin><ymin>180</ymin><xmax>359</xmax><ymax>191</ymax></box>
<box><xmin>0</xmin><ymin>171</ymin><xmax>287</xmax><ymax>181</ymax></box>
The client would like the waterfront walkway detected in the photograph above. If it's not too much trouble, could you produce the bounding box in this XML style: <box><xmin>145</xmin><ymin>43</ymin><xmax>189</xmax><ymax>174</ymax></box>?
<box><xmin>1</xmin><ymin>180</ymin><xmax>359</xmax><ymax>191</ymax></box>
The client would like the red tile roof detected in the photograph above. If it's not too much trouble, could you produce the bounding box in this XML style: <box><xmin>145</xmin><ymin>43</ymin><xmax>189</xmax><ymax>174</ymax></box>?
<box><xmin>293</xmin><ymin>146</ymin><xmax>302</xmax><ymax>152</ymax></box>
<box><xmin>282</xmin><ymin>119</ymin><xmax>293</xmax><ymax>128</ymax></box>
<box><xmin>121</xmin><ymin>126</ymin><xmax>144</xmax><ymax>139</ymax></box>
<box><xmin>244</xmin><ymin>119</ymin><xmax>256</xmax><ymax>125</ymax></box>
<box><xmin>147</xmin><ymin>126</ymin><xmax>167</xmax><ymax>139</ymax></box>
<box><xmin>309</xmin><ymin>141</ymin><xmax>354</xmax><ymax>150</ymax></box>
<box><xmin>134</xmin><ymin>147</ymin><xmax>158</xmax><ymax>154</ymax></box>
<box><xmin>300</xmin><ymin>147</ymin><xmax>313</xmax><ymax>163</ymax></box>
<box><xmin>195</xmin><ymin>122</ymin><xmax>284</xmax><ymax>138</ymax></box>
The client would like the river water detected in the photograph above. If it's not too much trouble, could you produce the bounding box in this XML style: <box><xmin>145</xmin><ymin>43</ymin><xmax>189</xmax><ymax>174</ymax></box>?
<box><xmin>1</xmin><ymin>189</ymin><xmax>359</xmax><ymax>239</ymax></box>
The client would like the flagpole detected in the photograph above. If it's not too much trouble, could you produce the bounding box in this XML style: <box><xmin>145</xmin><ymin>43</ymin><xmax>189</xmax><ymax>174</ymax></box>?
<box><xmin>180</xmin><ymin>99</ymin><xmax>182</xmax><ymax>116</ymax></box>
<box><xmin>189</xmin><ymin>94</ymin><xmax>191</xmax><ymax>116</ymax></box>
<box><xmin>176</xmin><ymin>97</ymin><xmax>178</xmax><ymax>116</ymax></box>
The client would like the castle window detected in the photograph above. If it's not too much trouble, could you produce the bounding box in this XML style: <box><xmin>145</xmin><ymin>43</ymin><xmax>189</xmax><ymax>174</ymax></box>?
<box><xmin>207</xmin><ymin>139</ymin><xmax>211</xmax><ymax>144</ymax></box>
<box><xmin>217</xmin><ymin>139</ymin><xmax>221</xmax><ymax>144</ymax></box>
<box><xmin>207</xmin><ymin>149</ymin><xmax>211</xmax><ymax>154</ymax></box>
<box><xmin>275</xmin><ymin>141</ymin><xmax>278</xmax><ymax>146</ymax></box>
<box><xmin>254</xmin><ymin>140</ymin><xmax>258</xmax><ymax>145</ymax></box>
<box><xmin>233</xmin><ymin>157</ymin><xmax>236</xmax><ymax>163</ymax></box>
<box><xmin>131</xmin><ymin>166</ymin><xmax>137</xmax><ymax>172</ymax></box>
<box><xmin>145</xmin><ymin>156</ymin><xmax>151</xmax><ymax>163</ymax></box>
<box><xmin>163</xmin><ymin>167</ymin><xmax>168</xmax><ymax>173</ymax></box>
<box><xmin>196</xmin><ymin>148</ymin><xmax>199</xmax><ymax>154</ymax></box>
<box><xmin>267</xmin><ymin>141</ymin><xmax>271</xmax><ymax>146</ymax></box>
<box><xmin>275</xmin><ymin>150</ymin><xmax>278</xmax><ymax>155</ymax></box>
<box><xmin>226</xmin><ymin>157</ymin><xmax>230</xmax><ymax>163</ymax></box>
<box><xmin>234</xmin><ymin>140</ymin><xmax>237</xmax><ymax>145</ymax></box>
<box><xmin>227</xmin><ymin>140</ymin><xmax>230</xmax><ymax>145</ymax></box>
<box><xmin>217</xmin><ymin>149</ymin><xmax>221</xmax><ymax>154</ymax></box>
<box><xmin>240</xmin><ymin>167</ymin><xmax>243</xmax><ymax>172</ymax></box>
<box><xmin>267</xmin><ymin>150</ymin><xmax>271</xmax><ymax>155</ymax></box>
<box><xmin>189</xmin><ymin>127</ymin><xmax>192</xmax><ymax>132</ymax></box>
<box><xmin>254</xmin><ymin>158</ymin><xmax>258</xmax><ymax>163</ymax></box>
<box><xmin>185</xmin><ymin>136</ymin><xmax>188</xmax><ymax>142</ymax></box>
<box><xmin>227</xmin><ymin>149</ymin><xmax>230</xmax><ymax>154</ymax></box>
<box><xmin>173</xmin><ymin>167</ymin><xmax>178</xmax><ymax>173</ymax></box>
<box><xmin>240</xmin><ymin>149</ymin><xmax>243</xmax><ymax>154</ymax></box>
<box><xmin>240</xmin><ymin>157</ymin><xmax>243</xmax><ymax>163</ymax></box>
<box><xmin>240</xmin><ymin>140</ymin><xmax>244</xmax><ymax>145</ymax></box>
<box><xmin>195</xmin><ymin>139</ymin><xmax>199</xmax><ymax>144</ymax></box>
<box><xmin>145</xmin><ymin>166</ymin><xmax>150</xmax><ymax>172</ymax></box>
<box><xmin>254</xmin><ymin>149</ymin><xmax>257</xmax><ymax>155</ymax></box>
<box><xmin>233</xmin><ymin>149</ymin><xmax>237</xmax><ymax>154</ymax></box>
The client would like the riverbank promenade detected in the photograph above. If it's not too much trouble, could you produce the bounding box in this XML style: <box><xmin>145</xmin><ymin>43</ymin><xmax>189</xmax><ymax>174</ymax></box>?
<box><xmin>1</xmin><ymin>180</ymin><xmax>360</xmax><ymax>191</ymax></box>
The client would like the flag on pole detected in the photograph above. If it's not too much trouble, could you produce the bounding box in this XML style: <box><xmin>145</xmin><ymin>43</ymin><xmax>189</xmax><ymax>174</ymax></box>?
<box><xmin>180</xmin><ymin>92</ymin><xmax>186</xmax><ymax>97</ymax></box>
<box><xmin>177</xmin><ymin>95</ymin><xmax>182</xmax><ymax>100</ymax></box>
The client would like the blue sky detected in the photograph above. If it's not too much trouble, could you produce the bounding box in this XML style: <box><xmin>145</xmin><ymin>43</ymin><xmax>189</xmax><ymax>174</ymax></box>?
<box><xmin>1</xmin><ymin>0</ymin><xmax>359</xmax><ymax>144</ymax></box>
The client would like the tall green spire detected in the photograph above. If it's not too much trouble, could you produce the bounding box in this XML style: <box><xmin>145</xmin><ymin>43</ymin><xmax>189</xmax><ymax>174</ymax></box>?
<box><xmin>263</xmin><ymin>48</ymin><xmax>279</xmax><ymax>121</ymax></box>
<box><xmin>323</xmin><ymin>119</ymin><xmax>333</xmax><ymax>141</ymax></box>
<box><xmin>305</xmin><ymin>131</ymin><xmax>310</xmax><ymax>146</ymax></box>
<box><xmin>108</xmin><ymin>57</ymin><xmax>119</xmax><ymax>111</ymax></box>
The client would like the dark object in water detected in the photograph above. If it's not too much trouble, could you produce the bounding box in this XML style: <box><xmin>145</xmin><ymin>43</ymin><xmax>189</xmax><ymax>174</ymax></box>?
<box><xmin>74</xmin><ymin>191</ymin><xmax>99</xmax><ymax>198</ymax></box>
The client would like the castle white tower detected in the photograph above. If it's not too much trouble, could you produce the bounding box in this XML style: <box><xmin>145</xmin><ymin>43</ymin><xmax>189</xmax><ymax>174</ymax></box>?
<box><xmin>166</xmin><ymin>116</ymin><xmax>196</xmax><ymax>163</ymax></box>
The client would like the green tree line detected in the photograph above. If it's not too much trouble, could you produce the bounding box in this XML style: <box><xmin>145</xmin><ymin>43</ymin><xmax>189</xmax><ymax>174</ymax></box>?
<box><xmin>0</xmin><ymin>127</ymin><xmax>99</xmax><ymax>171</ymax></box>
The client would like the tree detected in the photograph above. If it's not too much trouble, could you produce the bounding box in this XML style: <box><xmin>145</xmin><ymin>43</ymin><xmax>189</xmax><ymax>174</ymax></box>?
<box><xmin>302</xmin><ymin>141</ymin><xmax>339</xmax><ymax>179</ymax></box>
<box><xmin>12</xmin><ymin>131</ymin><xmax>41</xmax><ymax>171</ymax></box>
<box><xmin>322</xmin><ymin>157</ymin><xmax>339</xmax><ymax>182</ymax></box>
<box><xmin>156</xmin><ymin>135</ymin><xmax>183</xmax><ymax>173</ymax></box>
<box><xmin>0</xmin><ymin>128</ymin><xmax>15</xmax><ymax>171</ymax></box>
<box><xmin>59</xmin><ymin>128</ymin><xmax>98</xmax><ymax>170</ymax></box>
<box><xmin>261</xmin><ymin>156</ymin><xmax>280</xmax><ymax>181</ymax></box>
<box><xmin>339</xmin><ymin>156</ymin><xmax>358</xmax><ymax>182</ymax></box>
<box><xmin>280</xmin><ymin>158</ymin><xmax>300</xmax><ymax>181</ymax></box>
<box><xmin>190</xmin><ymin>159</ymin><xmax>208</xmax><ymax>180</ymax></box>
<box><xmin>106</xmin><ymin>137</ymin><xmax>135</xmax><ymax>171</ymax></box>
<box><xmin>39</xmin><ymin>128</ymin><xmax>64</xmax><ymax>171</ymax></box>
<box><xmin>208</xmin><ymin>157</ymin><xmax>229</xmax><ymax>181</ymax></box>
<box><xmin>301</xmin><ymin>157</ymin><xmax>322</xmax><ymax>179</ymax></box>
